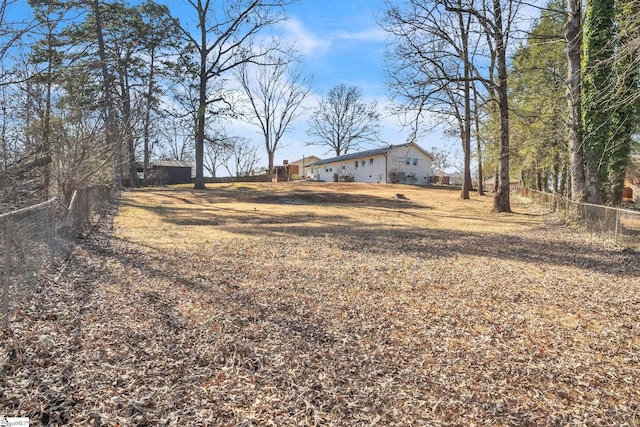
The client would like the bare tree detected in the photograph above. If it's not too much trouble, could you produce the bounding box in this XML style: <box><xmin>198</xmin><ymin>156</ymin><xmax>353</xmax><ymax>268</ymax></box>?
<box><xmin>0</xmin><ymin>0</ymin><xmax>30</xmax><ymax>83</ymax></box>
<box><xmin>473</xmin><ymin>82</ymin><xmax>485</xmax><ymax>195</ymax></box>
<box><xmin>235</xmin><ymin>57</ymin><xmax>311</xmax><ymax>172</ymax></box>
<box><xmin>91</xmin><ymin>0</ymin><xmax>121</xmax><ymax>188</ymax></box>
<box><xmin>179</xmin><ymin>0</ymin><xmax>293</xmax><ymax>190</ymax></box>
<box><xmin>204</xmin><ymin>130</ymin><xmax>237</xmax><ymax>177</ymax></box>
<box><xmin>444</xmin><ymin>0</ymin><xmax>522</xmax><ymax>212</ymax></box>
<box><xmin>307</xmin><ymin>84</ymin><xmax>381</xmax><ymax>156</ymax></box>
<box><xmin>486</xmin><ymin>0</ymin><xmax>513</xmax><ymax>212</ymax></box>
<box><xmin>382</xmin><ymin>0</ymin><xmax>478</xmax><ymax>199</ymax></box>
<box><xmin>137</xmin><ymin>1</ymin><xmax>183</xmax><ymax>186</ymax></box>
<box><xmin>430</xmin><ymin>145</ymin><xmax>452</xmax><ymax>185</ymax></box>
<box><xmin>158</xmin><ymin>114</ymin><xmax>194</xmax><ymax>162</ymax></box>
<box><xmin>221</xmin><ymin>138</ymin><xmax>261</xmax><ymax>177</ymax></box>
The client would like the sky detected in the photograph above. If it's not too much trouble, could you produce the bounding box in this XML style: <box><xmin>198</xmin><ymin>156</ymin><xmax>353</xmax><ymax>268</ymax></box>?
<box><xmin>8</xmin><ymin>0</ymin><xmax>458</xmax><ymax>172</ymax></box>
<box><xmin>214</xmin><ymin>0</ymin><xmax>455</xmax><ymax>168</ymax></box>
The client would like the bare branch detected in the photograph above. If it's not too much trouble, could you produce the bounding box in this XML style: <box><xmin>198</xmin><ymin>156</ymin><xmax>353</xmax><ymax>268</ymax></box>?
<box><xmin>307</xmin><ymin>84</ymin><xmax>381</xmax><ymax>156</ymax></box>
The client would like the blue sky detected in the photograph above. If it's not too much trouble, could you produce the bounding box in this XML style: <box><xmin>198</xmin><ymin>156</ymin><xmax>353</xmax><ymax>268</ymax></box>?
<box><xmin>218</xmin><ymin>0</ymin><xmax>454</xmax><ymax>167</ymax></box>
<box><xmin>284</xmin><ymin>0</ymin><xmax>389</xmax><ymax>95</ymax></box>
<box><xmin>157</xmin><ymin>0</ymin><xmax>453</xmax><ymax>169</ymax></box>
<box><xmin>9</xmin><ymin>0</ymin><xmax>456</xmax><ymax>170</ymax></box>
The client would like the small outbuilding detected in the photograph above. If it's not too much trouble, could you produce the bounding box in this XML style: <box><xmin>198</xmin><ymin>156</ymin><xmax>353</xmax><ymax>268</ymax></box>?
<box><xmin>137</xmin><ymin>160</ymin><xmax>193</xmax><ymax>185</ymax></box>
<box><xmin>623</xmin><ymin>179</ymin><xmax>638</xmax><ymax>203</ymax></box>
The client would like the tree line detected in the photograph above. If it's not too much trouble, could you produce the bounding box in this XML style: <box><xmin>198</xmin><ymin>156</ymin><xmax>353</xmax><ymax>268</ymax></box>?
<box><xmin>1</xmin><ymin>0</ymin><xmax>638</xmax><ymax>213</ymax></box>
<box><xmin>383</xmin><ymin>0</ymin><xmax>639</xmax><ymax>211</ymax></box>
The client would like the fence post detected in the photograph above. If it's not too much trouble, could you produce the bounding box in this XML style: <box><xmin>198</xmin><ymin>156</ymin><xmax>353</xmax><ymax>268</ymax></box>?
<box><xmin>584</xmin><ymin>203</ymin><xmax>588</xmax><ymax>230</ymax></box>
<box><xmin>614</xmin><ymin>208</ymin><xmax>620</xmax><ymax>244</ymax></box>
<box><xmin>50</xmin><ymin>202</ymin><xmax>56</xmax><ymax>268</ymax></box>
<box><xmin>3</xmin><ymin>219</ymin><xmax>11</xmax><ymax>328</ymax></box>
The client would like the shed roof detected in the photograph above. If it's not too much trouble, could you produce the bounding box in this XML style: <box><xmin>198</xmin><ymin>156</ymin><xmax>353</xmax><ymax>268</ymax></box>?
<box><xmin>151</xmin><ymin>160</ymin><xmax>193</xmax><ymax>168</ymax></box>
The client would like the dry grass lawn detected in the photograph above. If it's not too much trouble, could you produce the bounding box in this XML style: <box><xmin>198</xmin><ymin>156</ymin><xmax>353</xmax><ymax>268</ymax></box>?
<box><xmin>2</xmin><ymin>182</ymin><xmax>639</xmax><ymax>426</ymax></box>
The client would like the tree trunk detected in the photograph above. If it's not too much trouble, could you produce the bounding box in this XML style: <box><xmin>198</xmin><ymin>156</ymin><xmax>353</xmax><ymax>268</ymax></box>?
<box><xmin>461</xmin><ymin>124</ymin><xmax>471</xmax><ymax>199</ymax></box>
<box><xmin>42</xmin><ymin>62</ymin><xmax>52</xmax><ymax>200</ymax></box>
<box><xmin>565</xmin><ymin>0</ymin><xmax>586</xmax><ymax>202</ymax></box>
<box><xmin>581</xmin><ymin>0</ymin><xmax>615</xmax><ymax>204</ymax></box>
<box><xmin>608</xmin><ymin>0</ymin><xmax>639</xmax><ymax>205</ymax></box>
<box><xmin>492</xmin><ymin>0</ymin><xmax>511</xmax><ymax>213</ymax></box>
<box><xmin>474</xmin><ymin>85</ymin><xmax>484</xmax><ymax>196</ymax></box>
<box><xmin>92</xmin><ymin>0</ymin><xmax>121</xmax><ymax>188</ymax></box>
<box><xmin>553</xmin><ymin>159</ymin><xmax>560</xmax><ymax>193</ymax></box>
<box><xmin>560</xmin><ymin>162</ymin><xmax>568</xmax><ymax>197</ymax></box>
<box><xmin>267</xmin><ymin>145</ymin><xmax>275</xmax><ymax>175</ymax></box>
<box><xmin>143</xmin><ymin>49</ymin><xmax>155</xmax><ymax>186</ymax></box>
<box><xmin>461</xmin><ymin>76</ymin><xmax>471</xmax><ymax>198</ymax></box>
<box><xmin>121</xmin><ymin>75</ymin><xmax>138</xmax><ymax>188</ymax></box>
<box><xmin>459</xmin><ymin>7</ymin><xmax>472</xmax><ymax>200</ymax></box>
<box><xmin>195</xmin><ymin>86</ymin><xmax>206</xmax><ymax>189</ymax></box>
<box><xmin>2</xmin><ymin>155</ymin><xmax>52</xmax><ymax>177</ymax></box>
<box><xmin>194</xmin><ymin>9</ymin><xmax>207</xmax><ymax>190</ymax></box>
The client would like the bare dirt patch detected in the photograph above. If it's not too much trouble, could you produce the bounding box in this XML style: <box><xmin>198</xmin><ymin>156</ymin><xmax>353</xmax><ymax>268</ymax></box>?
<box><xmin>2</xmin><ymin>182</ymin><xmax>639</xmax><ymax>426</ymax></box>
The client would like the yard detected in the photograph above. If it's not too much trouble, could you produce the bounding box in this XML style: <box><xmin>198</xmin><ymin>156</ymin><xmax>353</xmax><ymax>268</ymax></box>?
<box><xmin>2</xmin><ymin>182</ymin><xmax>639</xmax><ymax>425</ymax></box>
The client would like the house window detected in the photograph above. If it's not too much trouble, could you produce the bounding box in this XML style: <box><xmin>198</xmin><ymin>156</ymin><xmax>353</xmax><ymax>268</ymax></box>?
<box><xmin>342</xmin><ymin>163</ymin><xmax>346</xmax><ymax>170</ymax></box>
<box><xmin>326</xmin><ymin>167</ymin><xmax>329</xmax><ymax>172</ymax></box>
<box><xmin>405</xmin><ymin>157</ymin><xmax>410</xmax><ymax>165</ymax></box>
<box><xmin>362</xmin><ymin>160</ymin><xmax>366</xmax><ymax>167</ymax></box>
<box><xmin>413</xmin><ymin>158</ymin><xmax>418</xmax><ymax>166</ymax></box>
<box><xmin>369</xmin><ymin>158</ymin><xmax>374</xmax><ymax>165</ymax></box>
<box><xmin>355</xmin><ymin>161</ymin><xmax>358</xmax><ymax>168</ymax></box>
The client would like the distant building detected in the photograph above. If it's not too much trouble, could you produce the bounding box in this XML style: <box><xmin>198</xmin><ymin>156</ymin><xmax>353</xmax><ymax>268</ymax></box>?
<box><xmin>252</xmin><ymin>166</ymin><xmax>269</xmax><ymax>176</ymax></box>
<box><xmin>289</xmin><ymin>156</ymin><xmax>321</xmax><ymax>180</ymax></box>
<box><xmin>431</xmin><ymin>170</ymin><xmax>450</xmax><ymax>185</ymax></box>
<box><xmin>137</xmin><ymin>160</ymin><xmax>193</xmax><ymax>185</ymax></box>
<box><xmin>624</xmin><ymin>180</ymin><xmax>638</xmax><ymax>203</ymax></box>
<box><xmin>305</xmin><ymin>143</ymin><xmax>434</xmax><ymax>184</ymax></box>
<box><xmin>271</xmin><ymin>161</ymin><xmax>299</xmax><ymax>182</ymax></box>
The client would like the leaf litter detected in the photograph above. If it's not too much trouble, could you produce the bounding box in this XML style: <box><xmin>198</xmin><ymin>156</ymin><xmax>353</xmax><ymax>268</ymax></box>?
<box><xmin>1</xmin><ymin>182</ymin><xmax>639</xmax><ymax>426</ymax></box>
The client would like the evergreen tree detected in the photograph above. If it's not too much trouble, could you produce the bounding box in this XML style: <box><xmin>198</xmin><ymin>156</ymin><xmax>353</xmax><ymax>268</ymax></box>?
<box><xmin>581</xmin><ymin>0</ymin><xmax>616</xmax><ymax>203</ymax></box>
<box><xmin>581</xmin><ymin>0</ymin><xmax>638</xmax><ymax>204</ymax></box>
<box><xmin>608</xmin><ymin>0</ymin><xmax>639</xmax><ymax>203</ymax></box>
<box><xmin>510</xmin><ymin>0</ymin><xmax>568</xmax><ymax>193</ymax></box>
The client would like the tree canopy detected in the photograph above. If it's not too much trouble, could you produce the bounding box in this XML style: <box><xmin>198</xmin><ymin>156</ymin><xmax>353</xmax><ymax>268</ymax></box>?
<box><xmin>0</xmin><ymin>0</ymin><xmax>638</xmax><ymax>211</ymax></box>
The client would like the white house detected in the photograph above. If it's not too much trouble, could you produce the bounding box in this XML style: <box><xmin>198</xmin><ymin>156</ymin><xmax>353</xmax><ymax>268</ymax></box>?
<box><xmin>289</xmin><ymin>155</ymin><xmax>321</xmax><ymax>179</ymax></box>
<box><xmin>305</xmin><ymin>143</ymin><xmax>434</xmax><ymax>184</ymax></box>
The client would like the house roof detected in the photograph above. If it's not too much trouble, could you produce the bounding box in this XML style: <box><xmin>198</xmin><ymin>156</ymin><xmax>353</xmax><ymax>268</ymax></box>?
<box><xmin>306</xmin><ymin>143</ymin><xmax>433</xmax><ymax>167</ymax></box>
<box><xmin>291</xmin><ymin>155</ymin><xmax>321</xmax><ymax>165</ymax></box>
<box><xmin>152</xmin><ymin>160</ymin><xmax>193</xmax><ymax>168</ymax></box>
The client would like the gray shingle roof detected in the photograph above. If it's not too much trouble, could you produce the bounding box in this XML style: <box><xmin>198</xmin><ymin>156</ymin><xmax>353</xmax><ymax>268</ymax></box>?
<box><xmin>152</xmin><ymin>160</ymin><xmax>193</xmax><ymax>168</ymax></box>
<box><xmin>306</xmin><ymin>144</ymin><xmax>411</xmax><ymax>167</ymax></box>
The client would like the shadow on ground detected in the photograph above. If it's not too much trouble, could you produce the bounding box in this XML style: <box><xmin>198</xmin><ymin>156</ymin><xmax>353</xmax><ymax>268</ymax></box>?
<box><xmin>118</xmin><ymin>185</ymin><xmax>639</xmax><ymax>279</ymax></box>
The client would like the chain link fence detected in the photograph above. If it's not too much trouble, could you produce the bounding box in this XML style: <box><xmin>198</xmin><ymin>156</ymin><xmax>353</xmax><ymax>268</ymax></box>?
<box><xmin>515</xmin><ymin>187</ymin><xmax>640</xmax><ymax>247</ymax></box>
<box><xmin>1</xmin><ymin>185</ymin><xmax>116</xmax><ymax>327</ymax></box>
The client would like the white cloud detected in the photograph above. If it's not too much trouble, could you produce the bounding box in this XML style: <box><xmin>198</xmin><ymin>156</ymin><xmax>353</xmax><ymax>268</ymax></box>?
<box><xmin>278</xmin><ymin>17</ymin><xmax>388</xmax><ymax>59</ymax></box>
<box><xmin>278</xmin><ymin>18</ymin><xmax>331</xmax><ymax>57</ymax></box>
<box><xmin>330</xmin><ymin>27</ymin><xmax>388</xmax><ymax>43</ymax></box>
